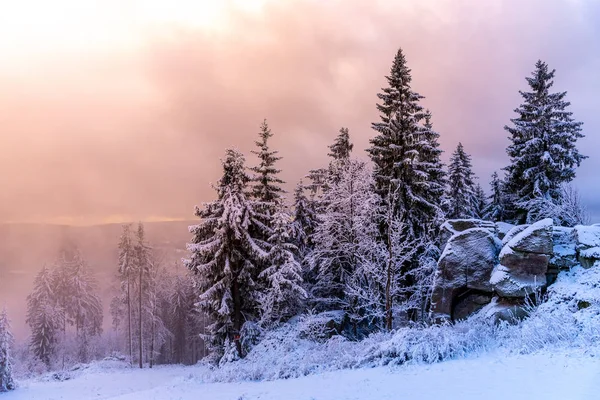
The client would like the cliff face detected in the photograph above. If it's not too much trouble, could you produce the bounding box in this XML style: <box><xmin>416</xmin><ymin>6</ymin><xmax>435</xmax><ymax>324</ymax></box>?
<box><xmin>430</xmin><ymin>219</ymin><xmax>600</xmax><ymax>322</ymax></box>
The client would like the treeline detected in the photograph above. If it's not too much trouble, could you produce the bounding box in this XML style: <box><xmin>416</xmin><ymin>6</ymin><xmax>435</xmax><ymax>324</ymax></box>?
<box><xmin>185</xmin><ymin>49</ymin><xmax>588</xmax><ymax>362</ymax></box>
<box><xmin>2</xmin><ymin>48</ymin><xmax>588</xmax><ymax>382</ymax></box>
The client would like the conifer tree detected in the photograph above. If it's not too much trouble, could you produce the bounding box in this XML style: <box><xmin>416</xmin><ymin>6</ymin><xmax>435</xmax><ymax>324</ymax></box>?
<box><xmin>310</xmin><ymin>159</ymin><xmax>379</xmax><ymax>312</ymax></box>
<box><xmin>483</xmin><ymin>171</ymin><xmax>506</xmax><ymax>222</ymax></box>
<box><xmin>445</xmin><ymin>142</ymin><xmax>477</xmax><ymax>219</ymax></box>
<box><xmin>185</xmin><ymin>148</ymin><xmax>268</xmax><ymax>360</ymax></box>
<box><xmin>26</xmin><ymin>266</ymin><xmax>61</xmax><ymax>367</ymax></box>
<box><xmin>250</xmin><ymin>119</ymin><xmax>285</xmax><ymax>210</ymax></box>
<box><xmin>134</xmin><ymin>223</ymin><xmax>151</xmax><ymax>368</ymax></box>
<box><xmin>0</xmin><ymin>309</ymin><xmax>15</xmax><ymax>392</ymax></box>
<box><xmin>367</xmin><ymin>48</ymin><xmax>440</xmax><ymax>240</ymax></box>
<box><xmin>420</xmin><ymin>110</ymin><xmax>447</xmax><ymax>226</ymax></box>
<box><xmin>366</xmin><ymin>48</ymin><xmax>444</xmax><ymax>326</ymax></box>
<box><xmin>473</xmin><ymin>184</ymin><xmax>488</xmax><ymax>220</ymax></box>
<box><xmin>258</xmin><ymin>206</ymin><xmax>306</xmax><ymax>325</ymax></box>
<box><xmin>114</xmin><ymin>224</ymin><xmax>135</xmax><ymax>364</ymax></box>
<box><xmin>504</xmin><ymin>60</ymin><xmax>586</xmax><ymax>223</ymax></box>
<box><xmin>327</xmin><ymin>127</ymin><xmax>354</xmax><ymax>184</ymax></box>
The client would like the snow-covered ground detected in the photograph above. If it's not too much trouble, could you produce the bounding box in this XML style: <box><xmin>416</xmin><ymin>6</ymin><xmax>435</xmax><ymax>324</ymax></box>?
<box><xmin>5</xmin><ymin>350</ymin><xmax>599</xmax><ymax>400</ymax></box>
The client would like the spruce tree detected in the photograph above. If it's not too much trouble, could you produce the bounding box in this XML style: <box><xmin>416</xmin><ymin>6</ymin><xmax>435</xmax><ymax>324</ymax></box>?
<box><xmin>26</xmin><ymin>266</ymin><xmax>61</xmax><ymax>367</ymax></box>
<box><xmin>483</xmin><ymin>171</ymin><xmax>506</xmax><ymax>222</ymax></box>
<box><xmin>419</xmin><ymin>110</ymin><xmax>446</xmax><ymax>226</ymax></box>
<box><xmin>367</xmin><ymin>48</ymin><xmax>440</xmax><ymax>240</ymax></box>
<box><xmin>258</xmin><ymin>206</ymin><xmax>306</xmax><ymax>325</ymax></box>
<box><xmin>115</xmin><ymin>224</ymin><xmax>135</xmax><ymax>364</ymax></box>
<box><xmin>310</xmin><ymin>159</ymin><xmax>379</xmax><ymax>312</ymax></box>
<box><xmin>504</xmin><ymin>60</ymin><xmax>586</xmax><ymax>223</ymax></box>
<box><xmin>0</xmin><ymin>309</ymin><xmax>14</xmax><ymax>392</ymax></box>
<box><xmin>445</xmin><ymin>142</ymin><xmax>477</xmax><ymax>219</ymax></box>
<box><xmin>250</xmin><ymin>119</ymin><xmax>285</xmax><ymax>209</ymax></box>
<box><xmin>367</xmin><ymin>48</ymin><xmax>445</xmax><ymax>326</ymax></box>
<box><xmin>473</xmin><ymin>184</ymin><xmax>488</xmax><ymax>220</ymax></box>
<box><xmin>185</xmin><ymin>148</ymin><xmax>268</xmax><ymax>360</ymax></box>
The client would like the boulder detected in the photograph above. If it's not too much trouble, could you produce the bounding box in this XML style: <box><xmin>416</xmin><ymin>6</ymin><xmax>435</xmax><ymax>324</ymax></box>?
<box><xmin>430</xmin><ymin>228</ymin><xmax>501</xmax><ymax>321</ymax></box>
<box><xmin>501</xmin><ymin>224</ymin><xmax>529</xmax><ymax>246</ymax></box>
<box><xmin>440</xmin><ymin>219</ymin><xmax>497</xmax><ymax>250</ymax></box>
<box><xmin>482</xmin><ymin>297</ymin><xmax>529</xmax><ymax>324</ymax></box>
<box><xmin>491</xmin><ymin>219</ymin><xmax>553</xmax><ymax>297</ymax></box>
<box><xmin>574</xmin><ymin>225</ymin><xmax>600</xmax><ymax>268</ymax></box>
<box><xmin>495</xmin><ymin>222</ymin><xmax>515</xmax><ymax>240</ymax></box>
<box><xmin>506</xmin><ymin>218</ymin><xmax>553</xmax><ymax>254</ymax></box>
<box><xmin>550</xmin><ymin>226</ymin><xmax>577</xmax><ymax>272</ymax></box>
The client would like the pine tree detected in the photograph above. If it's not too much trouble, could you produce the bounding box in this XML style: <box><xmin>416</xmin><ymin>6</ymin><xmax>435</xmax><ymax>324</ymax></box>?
<box><xmin>367</xmin><ymin>48</ymin><xmax>444</xmax><ymax>327</ymax></box>
<box><xmin>258</xmin><ymin>206</ymin><xmax>306</xmax><ymax>325</ymax></box>
<box><xmin>134</xmin><ymin>223</ymin><xmax>151</xmax><ymax>368</ymax></box>
<box><xmin>420</xmin><ymin>110</ymin><xmax>447</xmax><ymax>226</ymax></box>
<box><xmin>473</xmin><ymin>184</ymin><xmax>488</xmax><ymax>219</ymax></box>
<box><xmin>504</xmin><ymin>60</ymin><xmax>586</xmax><ymax>223</ymax></box>
<box><xmin>310</xmin><ymin>159</ymin><xmax>380</xmax><ymax>313</ymax></box>
<box><xmin>26</xmin><ymin>266</ymin><xmax>61</xmax><ymax>367</ymax></box>
<box><xmin>367</xmin><ymin>48</ymin><xmax>440</xmax><ymax>240</ymax></box>
<box><xmin>327</xmin><ymin>127</ymin><xmax>354</xmax><ymax>183</ymax></box>
<box><xmin>445</xmin><ymin>142</ymin><xmax>477</xmax><ymax>219</ymax></box>
<box><xmin>289</xmin><ymin>181</ymin><xmax>317</xmax><ymax>259</ymax></box>
<box><xmin>185</xmin><ymin>148</ymin><xmax>268</xmax><ymax>360</ymax></box>
<box><xmin>114</xmin><ymin>224</ymin><xmax>135</xmax><ymax>364</ymax></box>
<box><xmin>53</xmin><ymin>246</ymin><xmax>103</xmax><ymax>363</ymax></box>
<box><xmin>0</xmin><ymin>309</ymin><xmax>15</xmax><ymax>392</ymax></box>
<box><xmin>483</xmin><ymin>171</ymin><xmax>506</xmax><ymax>222</ymax></box>
<box><xmin>250</xmin><ymin>119</ymin><xmax>285</xmax><ymax>210</ymax></box>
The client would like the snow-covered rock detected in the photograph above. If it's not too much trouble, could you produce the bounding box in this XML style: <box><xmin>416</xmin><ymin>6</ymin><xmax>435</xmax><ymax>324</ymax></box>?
<box><xmin>491</xmin><ymin>219</ymin><xmax>553</xmax><ymax>297</ymax></box>
<box><xmin>574</xmin><ymin>225</ymin><xmax>600</xmax><ymax>268</ymax></box>
<box><xmin>550</xmin><ymin>226</ymin><xmax>578</xmax><ymax>275</ymax></box>
<box><xmin>481</xmin><ymin>296</ymin><xmax>529</xmax><ymax>324</ymax></box>
<box><xmin>501</xmin><ymin>224</ymin><xmax>530</xmax><ymax>246</ymax></box>
<box><xmin>440</xmin><ymin>219</ymin><xmax>497</xmax><ymax>250</ymax></box>
<box><xmin>495</xmin><ymin>222</ymin><xmax>515</xmax><ymax>240</ymax></box>
<box><xmin>431</xmin><ymin>227</ymin><xmax>501</xmax><ymax>321</ymax></box>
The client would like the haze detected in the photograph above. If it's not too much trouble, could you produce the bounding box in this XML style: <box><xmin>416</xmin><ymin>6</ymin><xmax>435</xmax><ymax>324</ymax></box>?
<box><xmin>0</xmin><ymin>0</ymin><xmax>599</xmax><ymax>225</ymax></box>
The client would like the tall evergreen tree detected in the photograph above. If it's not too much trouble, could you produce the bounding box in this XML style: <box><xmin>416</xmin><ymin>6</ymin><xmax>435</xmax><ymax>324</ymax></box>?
<box><xmin>504</xmin><ymin>60</ymin><xmax>586</xmax><ymax>223</ymax></box>
<box><xmin>366</xmin><ymin>49</ymin><xmax>445</xmax><ymax>326</ymax></box>
<box><xmin>310</xmin><ymin>159</ymin><xmax>379</xmax><ymax>312</ymax></box>
<box><xmin>0</xmin><ymin>309</ymin><xmax>14</xmax><ymax>392</ymax></box>
<box><xmin>113</xmin><ymin>224</ymin><xmax>135</xmax><ymax>364</ymax></box>
<box><xmin>367</xmin><ymin>48</ymin><xmax>440</xmax><ymax>240</ymax></box>
<box><xmin>473</xmin><ymin>184</ymin><xmax>488</xmax><ymax>219</ymax></box>
<box><xmin>250</xmin><ymin>120</ymin><xmax>285</xmax><ymax>207</ymax></box>
<box><xmin>134</xmin><ymin>223</ymin><xmax>151</xmax><ymax>368</ymax></box>
<box><xmin>26</xmin><ymin>266</ymin><xmax>61</xmax><ymax>367</ymax></box>
<box><xmin>419</xmin><ymin>110</ymin><xmax>447</xmax><ymax>226</ymax></box>
<box><xmin>185</xmin><ymin>148</ymin><xmax>268</xmax><ymax>360</ymax></box>
<box><xmin>258</xmin><ymin>206</ymin><xmax>306</xmax><ymax>326</ymax></box>
<box><xmin>445</xmin><ymin>142</ymin><xmax>477</xmax><ymax>219</ymax></box>
<box><xmin>483</xmin><ymin>171</ymin><xmax>506</xmax><ymax>222</ymax></box>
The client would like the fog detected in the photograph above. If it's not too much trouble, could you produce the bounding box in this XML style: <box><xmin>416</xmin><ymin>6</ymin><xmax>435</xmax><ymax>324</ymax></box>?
<box><xmin>1</xmin><ymin>0</ymin><xmax>599</xmax><ymax>339</ymax></box>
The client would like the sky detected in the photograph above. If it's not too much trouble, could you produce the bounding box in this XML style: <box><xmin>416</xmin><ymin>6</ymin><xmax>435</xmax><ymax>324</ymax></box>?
<box><xmin>0</xmin><ymin>0</ymin><xmax>599</xmax><ymax>225</ymax></box>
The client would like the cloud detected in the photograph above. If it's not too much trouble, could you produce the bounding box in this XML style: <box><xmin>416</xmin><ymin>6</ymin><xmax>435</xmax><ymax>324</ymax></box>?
<box><xmin>0</xmin><ymin>0</ymin><xmax>598</xmax><ymax>223</ymax></box>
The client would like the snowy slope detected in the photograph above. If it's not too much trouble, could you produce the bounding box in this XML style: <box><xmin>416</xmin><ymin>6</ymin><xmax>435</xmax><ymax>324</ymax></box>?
<box><xmin>5</xmin><ymin>350</ymin><xmax>600</xmax><ymax>400</ymax></box>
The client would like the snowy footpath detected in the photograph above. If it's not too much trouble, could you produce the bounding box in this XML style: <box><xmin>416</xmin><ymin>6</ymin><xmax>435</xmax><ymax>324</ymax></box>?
<box><xmin>5</xmin><ymin>351</ymin><xmax>600</xmax><ymax>400</ymax></box>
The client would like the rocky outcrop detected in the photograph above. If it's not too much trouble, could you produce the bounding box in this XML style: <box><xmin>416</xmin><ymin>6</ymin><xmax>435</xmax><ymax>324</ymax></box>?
<box><xmin>431</xmin><ymin>218</ymin><xmax>600</xmax><ymax>323</ymax></box>
<box><xmin>430</xmin><ymin>228</ymin><xmax>501</xmax><ymax>321</ymax></box>
<box><xmin>574</xmin><ymin>225</ymin><xmax>600</xmax><ymax>268</ymax></box>
<box><xmin>439</xmin><ymin>219</ymin><xmax>497</xmax><ymax>250</ymax></box>
<box><xmin>491</xmin><ymin>219</ymin><xmax>553</xmax><ymax>297</ymax></box>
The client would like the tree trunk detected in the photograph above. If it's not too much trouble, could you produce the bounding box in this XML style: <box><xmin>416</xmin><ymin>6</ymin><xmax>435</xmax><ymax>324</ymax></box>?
<box><xmin>385</xmin><ymin>195</ymin><xmax>394</xmax><ymax>331</ymax></box>
<box><xmin>231</xmin><ymin>276</ymin><xmax>243</xmax><ymax>358</ymax></box>
<box><xmin>127</xmin><ymin>277</ymin><xmax>133</xmax><ymax>366</ymax></box>
<box><xmin>138</xmin><ymin>266</ymin><xmax>143</xmax><ymax>369</ymax></box>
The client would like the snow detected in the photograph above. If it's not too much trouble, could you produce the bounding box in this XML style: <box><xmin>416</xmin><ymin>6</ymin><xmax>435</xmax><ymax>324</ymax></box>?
<box><xmin>4</xmin><ymin>351</ymin><xmax>600</xmax><ymax>400</ymax></box>
<box><xmin>574</xmin><ymin>224</ymin><xmax>600</xmax><ymax>248</ymax></box>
